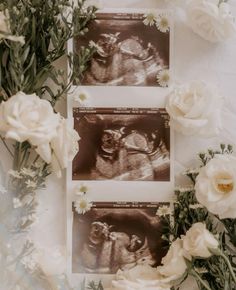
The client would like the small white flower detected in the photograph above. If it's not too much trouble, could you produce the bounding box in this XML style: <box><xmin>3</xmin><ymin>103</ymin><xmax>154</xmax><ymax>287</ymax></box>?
<box><xmin>156</xmin><ymin>69</ymin><xmax>170</xmax><ymax>87</ymax></box>
<box><xmin>70</xmin><ymin>87</ymin><xmax>91</xmax><ymax>107</ymax></box>
<box><xmin>8</xmin><ymin>169</ymin><xmax>22</xmax><ymax>179</ymax></box>
<box><xmin>89</xmin><ymin>40</ymin><xmax>106</xmax><ymax>56</ymax></box>
<box><xmin>189</xmin><ymin>203</ymin><xmax>204</xmax><ymax>210</ymax></box>
<box><xmin>175</xmin><ymin>186</ymin><xmax>194</xmax><ymax>192</ymax></box>
<box><xmin>13</xmin><ymin>197</ymin><xmax>23</xmax><ymax>208</ymax></box>
<box><xmin>143</xmin><ymin>12</ymin><xmax>157</xmax><ymax>26</ymax></box>
<box><xmin>25</xmin><ymin>180</ymin><xmax>37</xmax><ymax>189</ymax></box>
<box><xmin>21</xmin><ymin>253</ymin><xmax>38</xmax><ymax>273</ymax></box>
<box><xmin>156</xmin><ymin>205</ymin><xmax>172</xmax><ymax>217</ymax></box>
<box><xmin>156</xmin><ymin>14</ymin><xmax>170</xmax><ymax>33</ymax></box>
<box><xmin>74</xmin><ymin>197</ymin><xmax>92</xmax><ymax>214</ymax></box>
<box><xmin>21</xmin><ymin>167</ymin><xmax>36</xmax><ymax>177</ymax></box>
<box><xmin>75</xmin><ymin>184</ymin><xmax>88</xmax><ymax>196</ymax></box>
<box><xmin>0</xmin><ymin>184</ymin><xmax>7</xmax><ymax>194</ymax></box>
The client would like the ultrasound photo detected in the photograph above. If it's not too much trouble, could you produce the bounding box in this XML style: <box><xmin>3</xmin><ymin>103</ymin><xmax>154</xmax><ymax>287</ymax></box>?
<box><xmin>72</xmin><ymin>202</ymin><xmax>168</xmax><ymax>274</ymax></box>
<box><xmin>72</xmin><ymin>108</ymin><xmax>170</xmax><ymax>181</ymax></box>
<box><xmin>74</xmin><ymin>12</ymin><xmax>170</xmax><ymax>86</ymax></box>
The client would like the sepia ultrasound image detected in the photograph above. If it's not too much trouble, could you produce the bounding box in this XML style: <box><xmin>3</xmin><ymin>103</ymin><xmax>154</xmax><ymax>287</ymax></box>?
<box><xmin>74</xmin><ymin>13</ymin><xmax>170</xmax><ymax>87</ymax></box>
<box><xmin>72</xmin><ymin>107</ymin><xmax>170</xmax><ymax>181</ymax></box>
<box><xmin>72</xmin><ymin>202</ymin><xmax>168</xmax><ymax>274</ymax></box>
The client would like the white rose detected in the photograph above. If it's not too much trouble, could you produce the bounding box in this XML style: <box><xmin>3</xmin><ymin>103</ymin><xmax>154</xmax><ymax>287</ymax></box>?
<box><xmin>195</xmin><ymin>154</ymin><xmax>236</xmax><ymax>219</ymax></box>
<box><xmin>187</xmin><ymin>0</ymin><xmax>236</xmax><ymax>43</ymax></box>
<box><xmin>0</xmin><ymin>92</ymin><xmax>60</xmax><ymax>163</ymax></box>
<box><xmin>51</xmin><ymin>118</ymin><xmax>80</xmax><ymax>177</ymax></box>
<box><xmin>166</xmin><ymin>81</ymin><xmax>223</xmax><ymax>137</ymax></box>
<box><xmin>182</xmin><ymin>223</ymin><xmax>219</xmax><ymax>258</ymax></box>
<box><xmin>156</xmin><ymin>239</ymin><xmax>187</xmax><ymax>283</ymax></box>
<box><xmin>106</xmin><ymin>265</ymin><xmax>170</xmax><ymax>290</ymax></box>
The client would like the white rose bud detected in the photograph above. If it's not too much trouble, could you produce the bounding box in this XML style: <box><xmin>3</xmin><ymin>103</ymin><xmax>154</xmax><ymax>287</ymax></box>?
<box><xmin>166</xmin><ymin>81</ymin><xmax>223</xmax><ymax>137</ymax></box>
<box><xmin>195</xmin><ymin>154</ymin><xmax>236</xmax><ymax>219</ymax></box>
<box><xmin>182</xmin><ymin>223</ymin><xmax>219</xmax><ymax>258</ymax></box>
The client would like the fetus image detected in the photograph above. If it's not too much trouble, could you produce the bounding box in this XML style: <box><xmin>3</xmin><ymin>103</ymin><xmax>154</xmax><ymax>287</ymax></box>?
<box><xmin>74</xmin><ymin>13</ymin><xmax>170</xmax><ymax>86</ymax></box>
<box><xmin>72</xmin><ymin>108</ymin><xmax>170</xmax><ymax>182</ymax></box>
<box><xmin>72</xmin><ymin>202</ymin><xmax>168</xmax><ymax>274</ymax></box>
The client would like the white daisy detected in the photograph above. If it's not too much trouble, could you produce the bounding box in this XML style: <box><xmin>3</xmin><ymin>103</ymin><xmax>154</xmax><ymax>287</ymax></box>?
<box><xmin>13</xmin><ymin>197</ymin><xmax>23</xmax><ymax>208</ymax></box>
<box><xmin>74</xmin><ymin>197</ymin><xmax>92</xmax><ymax>214</ymax></box>
<box><xmin>25</xmin><ymin>180</ymin><xmax>37</xmax><ymax>189</ymax></box>
<box><xmin>156</xmin><ymin>69</ymin><xmax>170</xmax><ymax>87</ymax></box>
<box><xmin>143</xmin><ymin>12</ymin><xmax>157</xmax><ymax>26</ymax></box>
<box><xmin>8</xmin><ymin>169</ymin><xmax>22</xmax><ymax>179</ymax></box>
<box><xmin>156</xmin><ymin>14</ymin><xmax>170</xmax><ymax>33</ymax></box>
<box><xmin>156</xmin><ymin>205</ymin><xmax>172</xmax><ymax>217</ymax></box>
<box><xmin>70</xmin><ymin>87</ymin><xmax>91</xmax><ymax>107</ymax></box>
<box><xmin>21</xmin><ymin>168</ymin><xmax>36</xmax><ymax>177</ymax></box>
<box><xmin>75</xmin><ymin>184</ymin><xmax>89</xmax><ymax>196</ymax></box>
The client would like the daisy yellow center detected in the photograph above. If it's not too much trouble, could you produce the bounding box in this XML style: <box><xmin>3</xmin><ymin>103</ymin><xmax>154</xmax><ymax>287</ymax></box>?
<box><xmin>79</xmin><ymin>93</ymin><xmax>87</xmax><ymax>101</ymax></box>
<box><xmin>161</xmin><ymin>18</ymin><xmax>169</xmax><ymax>28</ymax></box>
<box><xmin>162</xmin><ymin>74</ymin><xmax>169</xmax><ymax>82</ymax></box>
<box><xmin>79</xmin><ymin>200</ymin><xmax>87</xmax><ymax>209</ymax></box>
<box><xmin>80</xmin><ymin>186</ymin><xmax>87</xmax><ymax>193</ymax></box>
<box><xmin>214</xmin><ymin>174</ymin><xmax>234</xmax><ymax>194</ymax></box>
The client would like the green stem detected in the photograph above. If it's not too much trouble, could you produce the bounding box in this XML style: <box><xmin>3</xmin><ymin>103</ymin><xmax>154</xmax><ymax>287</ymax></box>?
<box><xmin>13</xmin><ymin>142</ymin><xmax>22</xmax><ymax>171</ymax></box>
<box><xmin>219</xmin><ymin>251</ymin><xmax>236</xmax><ymax>284</ymax></box>
<box><xmin>190</xmin><ymin>270</ymin><xmax>212</xmax><ymax>290</ymax></box>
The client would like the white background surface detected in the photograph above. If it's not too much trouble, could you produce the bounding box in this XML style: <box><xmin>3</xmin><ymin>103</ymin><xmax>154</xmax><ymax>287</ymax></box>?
<box><xmin>1</xmin><ymin>0</ymin><xmax>236</xmax><ymax>289</ymax></box>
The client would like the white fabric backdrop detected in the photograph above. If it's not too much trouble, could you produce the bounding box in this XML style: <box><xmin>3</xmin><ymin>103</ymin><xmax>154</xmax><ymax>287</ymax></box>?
<box><xmin>1</xmin><ymin>0</ymin><xmax>236</xmax><ymax>288</ymax></box>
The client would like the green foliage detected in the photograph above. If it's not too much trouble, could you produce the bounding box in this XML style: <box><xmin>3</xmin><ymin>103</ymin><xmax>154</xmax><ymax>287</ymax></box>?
<box><xmin>0</xmin><ymin>0</ymin><xmax>97</xmax><ymax>105</ymax></box>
